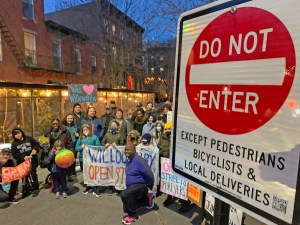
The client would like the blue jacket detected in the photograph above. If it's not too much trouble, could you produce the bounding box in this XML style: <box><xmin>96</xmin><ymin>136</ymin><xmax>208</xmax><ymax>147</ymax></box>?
<box><xmin>80</xmin><ymin>117</ymin><xmax>104</xmax><ymax>141</ymax></box>
<box><xmin>66</xmin><ymin>124</ymin><xmax>77</xmax><ymax>145</ymax></box>
<box><xmin>75</xmin><ymin>134</ymin><xmax>101</xmax><ymax>161</ymax></box>
<box><xmin>125</xmin><ymin>153</ymin><xmax>154</xmax><ymax>189</ymax></box>
<box><xmin>142</xmin><ymin>122</ymin><xmax>156</xmax><ymax>136</ymax></box>
<box><xmin>48</xmin><ymin>153</ymin><xmax>67</xmax><ymax>173</ymax></box>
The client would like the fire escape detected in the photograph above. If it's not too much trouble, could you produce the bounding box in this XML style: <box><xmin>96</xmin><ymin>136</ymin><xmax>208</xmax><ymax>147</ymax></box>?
<box><xmin>0</xmin><ymin>14</ymin><xmax>27</xmax><ymax>67</ymax></box>
<box><xmin>0</xmin><ymin>13</ymin><xmax>78</xmax><ymax>74</ymax></box>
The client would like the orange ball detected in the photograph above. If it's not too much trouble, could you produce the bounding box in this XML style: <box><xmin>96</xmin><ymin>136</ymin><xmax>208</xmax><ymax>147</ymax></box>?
<box><xmin>55</xmin><ymin>149</ymin><xmax>75</xmax><ymax>168</ymax></box>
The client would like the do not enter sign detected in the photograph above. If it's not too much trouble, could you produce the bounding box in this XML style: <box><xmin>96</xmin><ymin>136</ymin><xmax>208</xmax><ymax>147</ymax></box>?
<box><xmin>185</xmin><ymin>7</ymin><xmax>296</xmax><ymax>135</ymax></box>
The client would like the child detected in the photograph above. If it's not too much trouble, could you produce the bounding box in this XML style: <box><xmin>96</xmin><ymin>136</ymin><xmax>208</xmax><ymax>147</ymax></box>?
<box><xmin>48</xmin><ymin>140</ymin><xmax>67</xmax><ymax>199</ymax></box>
<box><xmin>11</xmin><ymin>128</ymin><xmax>40</xmax><ymax>197</ymax></box>
<box><xmin>75</xmin><ymin>124</ymin><xmax>101</xmax><ymax>196</ymax></box>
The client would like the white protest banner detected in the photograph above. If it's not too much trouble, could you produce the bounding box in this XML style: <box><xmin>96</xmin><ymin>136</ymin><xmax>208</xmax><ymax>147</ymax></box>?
<box><xmin>160</xmin><ymin>157</ymin><xmax>187</xmax><ymax>200</ymax></box>
<box><xmin>135</xmin><ymin>145</ymin><xmax>160</xmax><ymax>192</ymax></box>
<box><xmin>229</xmin><ymin>206</ymin><xmax>243</xmax><ymax>225</ymax></box>
<box><xmin>83</xmin><ymin>145</ymin><xmax>160</xmax><ymax>191</ymax></box>
<box><xmin>83</xmin><ymin>145</ymin><xmax>127</xmax><ymax>190</ymax></box>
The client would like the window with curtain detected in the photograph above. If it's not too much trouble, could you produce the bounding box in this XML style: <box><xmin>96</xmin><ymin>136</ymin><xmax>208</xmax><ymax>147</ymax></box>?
<box><xmin>23</xmin><ymin>0</ymin><xmax>34</xmax><ymax>20</ymax></box>
<box><xmin>24</xmin><ymin>32</ymin><xmax>36</xmax><ymax>65</ymax></box>
<box><xmin>75</xmin><ymin>48</ymin><xmax>81</xmax><ymax>73</ymax></box>
<box><xmin>52</xmin><ymin>42</ymin><xmax>61</xmax><ymax>70</ymax></box>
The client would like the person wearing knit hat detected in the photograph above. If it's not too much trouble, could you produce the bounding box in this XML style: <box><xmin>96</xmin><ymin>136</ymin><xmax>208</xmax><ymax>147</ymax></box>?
<box><xmin>138</xmin><ymin>133</ymin><xmax>152</xmax><ymax>146</ymax></box>
<box><xmin>164</xmin><ymin>121</ymin><xmax>172</xmax><ymax>130</ymax></box>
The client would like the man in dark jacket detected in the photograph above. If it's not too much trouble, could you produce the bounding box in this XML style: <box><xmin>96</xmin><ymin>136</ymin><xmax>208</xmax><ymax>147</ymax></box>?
<box><xmin>100</xmin><ymin>105</ymin><xmax>115</xmax><ymax>135</ymax></box>
<box><xmin>11</xmin><ymin>128</ymin><xmax>40</xmax><ymax>197</ymax></box>
<box><xmin>0</xmin><ymin>148</ymin><xmax>20</xmax><ymax>204</ymax></box>
<box><xmin>120</xmin><ymin>142</ymin><xmax>154</xmax><ymax>224</ymax></box>
<box><xmin>72</xmin><ymin>103</ymin><xmax>85</xmax><ymax>129</ymax></box>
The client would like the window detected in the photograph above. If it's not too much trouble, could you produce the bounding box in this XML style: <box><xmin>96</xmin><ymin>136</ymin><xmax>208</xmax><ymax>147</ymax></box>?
<box><xmin>23</xmin><ymin>0</ymin><xmax>34</xmax><ymax>20</ymax></box>
<box><xmin>120</xmin><ymin>48</ymin><xmax>124</xmax><ymax>64</ymax></box>
<box><xmin>91</xmin><ymin>56</ymin><xmax>96</xmax><ymax>74</ymax></box>
<box><xmin>0</xmin><ymin>33</ymin><xmax>2</xmax><ymax>61</ymax></box>
<box><xmin>103</xmin><ymin>19</ymin><xmax>109</xmax><ymax>33</ymax></box>
<box><xmin>24</xmin><ymin>32</ymin><xmax>36</xmax><ymax>65</ymax></box>
<box><xmin>112</xmin><ymin>24</ymin><xmax>116</xmax><ymax>36</ymax></box>
<box><xmin>120</xmin><ymin>29</ymin><xmax>124</xmax><ymax>40</ymax></box>
<box><xmin>75</xmin><ymin>48</ymin><xmax>81</xmax><ymax>73</ymax></box>
<box><xmin>102</xmin><ymin>58</ymin><xmax>106</xmax><ymax>75</ymax></box>
<box><xmin>160</xmin><ymin>67</ymin><xmax>164</xmax><ymax>72</ymax></box>
<box><xmin>52</xmin><ymin>42</ymin><xmax>61</xmax><ymax>70</ymax></box>
<box><xmin>112</xmin><ymin>46</ymin><xmax>117</xmax><ymax>60</ymax></box>
<box><xmin>150</xmin><ymin>68</ymin><xmax>154</xmax><ymax>74</ymax></box>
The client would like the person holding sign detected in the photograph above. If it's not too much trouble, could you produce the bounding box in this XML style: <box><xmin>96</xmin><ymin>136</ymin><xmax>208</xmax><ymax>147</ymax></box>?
<box><xmin>75</xmin><ymin>124</ymin><xmax>101</xmax><ymax>196</ymax></box>
<box><xmin>101</xmin><ymin>120</ymin><xmax>124</xmax><ymax>195</ymax></box>
<box><xmin>101</xmin><ymin>120</ymin><xmax>124</xmax><ymax>147</ymax></box>
<box><xmin>120</xmin><ymin>142</ymin><xmax>154</xmax><ymax>225</ymax></box>
<box><xmin>11</xmin><ymin>128</ymin><xmax>40</xmax><ymax>197</ymax></box>
<box><xmin>0</xmin><ymin>148</ymin><xmax>20</xmax><ymax>204</ymax></box>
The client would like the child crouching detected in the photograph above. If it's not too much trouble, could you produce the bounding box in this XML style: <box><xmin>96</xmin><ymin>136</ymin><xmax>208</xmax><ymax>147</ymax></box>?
<box><xmin>48</xmin><ymin>140</ymin><xmax>67</xmax><ymax>199</ymax></box>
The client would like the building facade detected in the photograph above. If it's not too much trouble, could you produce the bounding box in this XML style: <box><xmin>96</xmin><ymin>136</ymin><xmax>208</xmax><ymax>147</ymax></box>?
<box><xmin>0</xmin><ymin>0</ymin><xmax>151</xmax><ymax>142</ymax></box>
<box><xmin>143</xmin><ymin>40</ymin><xmax>176</xmax><ymax>101</ymax></box>
<box><xmin>0</xmin><ymin>0</ymin><xmax>104</xmax><ymax>85</ymax></box>
<box><xmin>45</xmin><ymin>0</ymin><xmax>145</xmax><ymax>89</ymax></box>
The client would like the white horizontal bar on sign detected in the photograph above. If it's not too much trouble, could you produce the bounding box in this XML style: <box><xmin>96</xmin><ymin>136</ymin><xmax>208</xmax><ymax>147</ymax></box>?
<box><xmin>189</xmin><ymin>57</ymin><xmax>285</xmax><ymax>85</ymax></box>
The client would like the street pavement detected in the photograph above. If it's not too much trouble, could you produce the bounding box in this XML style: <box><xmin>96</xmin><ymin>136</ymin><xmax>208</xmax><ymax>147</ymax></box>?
<box><xmin>0</xmin><ymin>167</ymin><xmax>203</xmax><ymax>225</ymax></box>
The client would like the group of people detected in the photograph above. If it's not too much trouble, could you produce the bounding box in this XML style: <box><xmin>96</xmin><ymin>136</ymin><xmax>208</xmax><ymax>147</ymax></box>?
<box><xmin>0</xmin><ymin>100</ymin><xmax>194</xmax><ymax>224</ymax></box>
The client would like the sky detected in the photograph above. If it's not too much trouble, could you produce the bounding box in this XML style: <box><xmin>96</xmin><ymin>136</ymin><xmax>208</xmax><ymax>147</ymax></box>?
<box><xmin>44</xmin><ymin>0</ymin><xmax>57</xmax><ymax>13</ymax></box>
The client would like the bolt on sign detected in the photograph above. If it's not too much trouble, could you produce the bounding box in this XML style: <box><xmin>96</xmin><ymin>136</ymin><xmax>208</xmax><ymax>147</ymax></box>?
<box><xmin>172</xmin><ymin>0</ymin><xmax>300</xmax><ymax>224</ymax></box>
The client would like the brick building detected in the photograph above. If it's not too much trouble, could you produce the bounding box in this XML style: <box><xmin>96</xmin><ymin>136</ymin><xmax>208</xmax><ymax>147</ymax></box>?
<box><xmin>0</xmin><ymin>0</ymin><xmax>144</xmax><ymax>88</ymax></box>
<box><xmin>45</xmin><ymin>0</ymin><xmax>145</xmax><ymax>89</ymax></box>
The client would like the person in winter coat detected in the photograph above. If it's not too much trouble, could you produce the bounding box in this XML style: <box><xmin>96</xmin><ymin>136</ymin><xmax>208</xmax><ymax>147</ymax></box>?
<box><xmin>75</xmin><ymin>124</ymin><xmax>101</xmax><ymax>196</ymax></box>
<box><xmin>126</xmin><ymin>130</ymin><xmax>141</xmax><ymax>146</ymax></box>
<box><xmin>0</xmin><ymin>148</ymin><xmax>19</xmax><ymax>204</ymax></box>
<box><xmin>151</xmin><ymin>121</ymin><xmax>164</xmax><ymax>147</ymax></box>
<box><xmin>120</xmin><ymin>142</ymin><xmax>154</xmax><ymax>225</ymax></box>
<box><xmin>80</xmin><ymin>106</ymin><xmax>105</xmax><ymax>142</ymax></box>
<box><xmin>101</xmin><ymin>120</ymin><xmax>124</xmax><ymax>148</ymax></box>
<box><xmin>48</xmin><ymin>140</ymin><xmax>68</xmax><ymax>199</ymax></box>
<box><xmin>72</xmin><ymin>103</ymin><xmax>85</xmax><ymax>129</ymax></box>
<box><xmin>142</xmin><ymin>114</ymin><xmax>156</xmax><ymax>136</ymax></box>
<box><xmin>100</xmin><ymin>105</ymin><xmax>115</xmax><ymax>135</ymax></box>
<box><xmin>75</xmin><ymin>124</ymin><xmax>100</xmax><ymax>172</ymax></box>
<box><xmin>158</xmin><ymin>103</ymin><xmax>172</xmax><ymax>124</ymax></box>
<box><xmin>44</xmin><ymin>118</ymin><xmax>74</xmax><ymax>152</ymax></box>
<box><xmin>44</xmin><ymin>118</ymin><xmax>74</xmax><ymax>182</ymax></box>
<box><xmin>11</xmin><ymin>128</ymin><xmax>40</xmax><ymax>197</ymax></box>
<box><xmin>101</xmin><ymin>120</ymin><xmax>124</xmax><ymax>195</ymax></box>
<box><xmin>114</xmin><ymin>108</ymin><xmax>132</xmax><ymax>143</ymax></box>
<box><xmin>61</xmin><ymin>113</ymin><xmax>79</xmax><ymax>176</ymax></box>
<box><xmin>133</xmin><ymin>108</ymin><xmax>148</xmax><ymax>136</ymax></box>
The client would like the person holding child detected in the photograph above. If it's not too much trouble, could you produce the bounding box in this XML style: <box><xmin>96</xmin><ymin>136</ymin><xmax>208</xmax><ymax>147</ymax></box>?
<box><xmin>48</xmin><ymin>140</ymin><xmax>68</xmax><ymax>199</ymax></box>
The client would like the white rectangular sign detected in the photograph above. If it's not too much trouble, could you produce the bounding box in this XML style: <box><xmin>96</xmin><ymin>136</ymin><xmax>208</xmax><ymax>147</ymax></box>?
<box><xmin>172</xmin><ymin>0</ymin><xmax>300</xmax><ymax>224</ymax></box>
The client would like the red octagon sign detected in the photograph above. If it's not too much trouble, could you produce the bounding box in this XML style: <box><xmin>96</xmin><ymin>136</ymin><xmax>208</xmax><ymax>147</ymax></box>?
<box><xmin>185</xmin><ymin>7</ymin><xmax>296</xmax><ymax>135</ymax></box>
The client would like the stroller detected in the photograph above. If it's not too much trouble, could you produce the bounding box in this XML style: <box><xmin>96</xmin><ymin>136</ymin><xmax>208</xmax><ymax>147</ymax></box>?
<box><xmin>38</xmin><ymin>137</ymin><xmax>55</xmax><ymax>192</ymax></box>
